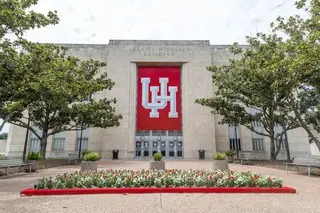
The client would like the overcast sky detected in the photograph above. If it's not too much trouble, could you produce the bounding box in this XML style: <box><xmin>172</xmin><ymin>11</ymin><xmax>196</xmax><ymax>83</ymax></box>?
<box><xmin>1</xmin><ymin>0</ymin><xmax>300</xmax><ymax>133</ymax></box>
<box><xmin>24</xmin><ymin>0</ymin><xmax>299</xmax><ymax>44</ymax></box>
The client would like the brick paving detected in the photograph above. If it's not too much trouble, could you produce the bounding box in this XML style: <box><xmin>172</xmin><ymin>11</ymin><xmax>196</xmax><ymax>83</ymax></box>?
<box><xmin>0</xmin><ymin>159</ymin><xmax>319</xmax><ymax>213</ymax></box>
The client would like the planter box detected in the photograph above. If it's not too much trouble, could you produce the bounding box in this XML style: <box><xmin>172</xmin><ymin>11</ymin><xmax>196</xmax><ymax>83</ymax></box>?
<box><xmin>213</xmin><ymin>159</ymin><xmax>228</xmax><ymax>171</ymax></box>
<box><xmin>227</xmin><ymin>156</ymin><xmax>234</xmax><ymax>163</ymax></box>
<box><xmin>25</xmin><ymin>160</ymin><xmax>39</xmax><ymax>172</ymax></box>
<box><xmin>150</xmin><ymin>161</ymin><xmax>165</xmax><ymax>170</ymax></box>
<box><xmin>20</xmin><ymin>186</ymin><xmax>297</xmax><ymax>196</ymax></box>
<box><xmin>81</xmin><ymin>161</ymin><xmax>97</xmax><ymax>172</ymax></box>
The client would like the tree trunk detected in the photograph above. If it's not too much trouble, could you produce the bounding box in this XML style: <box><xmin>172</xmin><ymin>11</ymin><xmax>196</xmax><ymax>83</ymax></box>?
<box><xmin>284</xmin><ymin>130</ymin><xmax>291</xmax><ymax>162</ymax></box>
<box><xmin>0</xmin><ymin>120</ymin><xmax>6</xmax><ymax>132</ymax></box>
<box><xmin>270</xmin><ymin>137</ymin><xmax>277</xmax><ymax>161</ymax></box>
<box><xmin>40</xmin><ymin>130</ymin><xmax>48</xmax><ymax>159</ymax></box>
<box><xmin>274</xmin><ymin>137</ymin><xmax>283</xmax><ymax>159</ymax></box>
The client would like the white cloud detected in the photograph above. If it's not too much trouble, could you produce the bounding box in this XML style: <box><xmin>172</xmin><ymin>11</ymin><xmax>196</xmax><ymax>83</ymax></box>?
<box><xmin>24</xmin><ymin>0</ymin><xmax>299</xmax><ymax>44</ymax></box>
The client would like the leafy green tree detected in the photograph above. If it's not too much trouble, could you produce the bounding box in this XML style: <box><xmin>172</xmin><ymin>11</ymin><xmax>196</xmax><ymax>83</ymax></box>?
<box><xmin>197</xmin><ymin>0</ymin><xmax>320</xmax><ymax>158</ymax></box>
<box><xmin>0</xmin><ymin>0</ymin><xmax>59</xmax><ymax>39</ymax></box>
<box><xmin>9</xmin><ymin>42</ymin><xmax>122</xmax><ymax>158</ymax></box>
<box><xmin>269</xmin><ymin>0</ymin><xmax>320</xmax><ymax>149</ymax></box>
<box><xmin>196</xmin><ymin>35</ymin><xmax>300</xmax><ymax>160</ymax></box>
<box><xmin>0</xmin><ymin>132</ymin><xmax>8</xmax><ymax>140</ymax></box>
<box><xmin>0</xmin><ymin>0</ymin><xmax>59</xmax><ymax>131</ymax></box>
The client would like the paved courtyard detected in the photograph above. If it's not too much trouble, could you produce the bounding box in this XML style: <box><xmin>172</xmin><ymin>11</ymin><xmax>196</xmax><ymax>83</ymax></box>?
<box><xmin>0</xmin><ymin>160</ymin><xmax>320</xmax><ymax>213</ymax></box>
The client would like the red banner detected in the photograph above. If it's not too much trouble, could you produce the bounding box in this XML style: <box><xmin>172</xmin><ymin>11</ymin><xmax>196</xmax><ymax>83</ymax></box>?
<box><xmin>136</xmin><ymin>66</ymin><xmax>181</xmax><ymax>130</ymax></box>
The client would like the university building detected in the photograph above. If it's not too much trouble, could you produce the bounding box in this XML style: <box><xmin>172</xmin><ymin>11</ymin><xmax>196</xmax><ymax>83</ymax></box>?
<box><xmin>3</xmin><ymin>40</ymin><xmax>317</xmax><ymax>160</ymax></box>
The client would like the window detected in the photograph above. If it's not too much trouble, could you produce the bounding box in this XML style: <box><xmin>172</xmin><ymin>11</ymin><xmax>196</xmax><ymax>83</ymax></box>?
<box><xmin>143</xmin><ymin>150</ymin><xmax>149</xmax><ymax>157</ymax></box>
<box><xmin>52</xmin><ymin>132</ymin><xmax>65</xmax><ymax>151</ymax></box>
<box><xmin>28</xmin><ymin>128</ymin><xmax>42</xmax><ymax>152</ymax></box>
<box><xmin>168</xmin><ymin>130</ymin><xmax>183</xmax><ymax>136</ymax></box>
<box><xmin>228</xmin><ymin>124</ymin><xmax>241</xmax><ymax>151</ymax></box>
<box><xmin>251</xmin><ymin>121</ymin><xmax>264</xmax><ymax>151</ymax></box>
<box><xmin>29</xmin><ymin>138</ymin><xmax>40</xmax><ymax>151</ymax></box>
<box><xmin>252</xmin><ymin>138</ymin><xmax>264</xmax><ymax>151</ymax></box>
<box><xmin>76</xmin><ymin>137</ymin><xmax>88</xmax><ymax>151</ymax></box>
<box><xmin>252</xmin><ymin>121</ymin><xmax>262</xmax><ymax>127</ymax></box>
<box><xmin>76</xmin><ymin>128</ymin><xmax>89</xmax><ymax>151</ymax></box>
<box><xmin>52</xmin><ymin>137</ymin><xmax>65</xmax><ymax>151</ymax></box>
<box><xmin>152</xmin><ymin>130</ymin><xmax>166</xmax><ymax>136</ymax></box>
<box><xmin>136</xmin><ymin>131</ymin><xmax>150</xmax><ymax>136</ymax></box>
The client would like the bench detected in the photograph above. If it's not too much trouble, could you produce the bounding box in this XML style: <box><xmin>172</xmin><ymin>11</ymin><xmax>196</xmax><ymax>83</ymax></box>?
<box><xmin>68</xmin><ymin>153</ymin><xmax>79</xmax><ymax>164</ymax></box>
<box><xmin>0</xmin><ymin>159</ymin><xmax>32</xmax><ymax>176</ymax></box>
<box><xmin>238</xmin><ymin>152</ymin><xmax>250</xmax><ymax>165</ymax></box>
<box><xmin>285</xmin><ymin>156</ymin><xmax>320</xmax><ymax>177</ymax></box>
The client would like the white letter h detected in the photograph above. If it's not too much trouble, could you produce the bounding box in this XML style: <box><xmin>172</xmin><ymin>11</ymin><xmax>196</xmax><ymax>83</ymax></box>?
<box><xmin>141</xmin><ymin>77</ymin><xmax>178</xmax><ymax>118</ymax></box>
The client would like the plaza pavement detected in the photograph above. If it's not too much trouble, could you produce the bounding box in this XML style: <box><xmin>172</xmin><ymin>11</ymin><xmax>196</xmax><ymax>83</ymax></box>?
<box><xmin>0</xmin><ymin>160</ymin><xmax>320</xmax><ymax>213</ymax></box>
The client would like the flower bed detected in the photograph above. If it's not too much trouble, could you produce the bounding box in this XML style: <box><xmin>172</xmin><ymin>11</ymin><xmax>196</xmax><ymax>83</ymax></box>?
<box><xmin>35</xmin><ymin>169</ymin><xmax>284</xmax><ymax>189</ymax></box>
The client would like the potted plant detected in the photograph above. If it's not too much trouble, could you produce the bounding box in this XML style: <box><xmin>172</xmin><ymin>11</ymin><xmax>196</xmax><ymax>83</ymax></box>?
<box><xmin>212</xmin><ymin>152</ymin><xmax>228</xmax><ymax>171</ymax></box>
<box><xmin>25</xmin><ymin>151</ymin><xmax>41</xmax><ymax>172</ymax></box>
<box><xmin>225</xmin><ymin>150</ymin><xmax>236</xmax><ymax>163</ymax></box>
<box><xmin>150</xmin><ymin>152</ymin><xmax>165</xmax><ymax>170</ymax></box>
<box><xmin>81</xmin><ymin>151</ymin><xmax>101</xmax><ymax>172</ymax></box>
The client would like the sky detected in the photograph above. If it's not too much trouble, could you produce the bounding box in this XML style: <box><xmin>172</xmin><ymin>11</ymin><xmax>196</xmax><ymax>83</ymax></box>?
<box><xmin>24</xmin><ymin>0</ymin><xmax>300</xmax><ymax>44</ymax></box>
<box><xmin>1</xmin><ymin>0</ymin><xmax>300</xmax><ymax>133</ymax></box>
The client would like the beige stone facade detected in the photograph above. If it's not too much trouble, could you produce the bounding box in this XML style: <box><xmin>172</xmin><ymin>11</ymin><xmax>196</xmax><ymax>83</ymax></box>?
<box><xmin>4</xmin><ymin>40</ymin><xmax>316</xmax><ymax>160</ymax></box>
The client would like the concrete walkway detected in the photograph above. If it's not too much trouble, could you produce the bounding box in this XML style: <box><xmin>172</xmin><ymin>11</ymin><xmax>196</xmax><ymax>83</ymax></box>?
<box><xmin>0</xmin><ymin>160</ymin><xmax>319</xmax><ymax>213</ymax></box>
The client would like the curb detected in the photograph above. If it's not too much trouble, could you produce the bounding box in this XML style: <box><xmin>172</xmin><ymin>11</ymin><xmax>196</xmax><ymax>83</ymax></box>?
<box><xmin>20</xmin><ymin>187</ymin><xmax>296</xmax><ymax>196</ymax></box>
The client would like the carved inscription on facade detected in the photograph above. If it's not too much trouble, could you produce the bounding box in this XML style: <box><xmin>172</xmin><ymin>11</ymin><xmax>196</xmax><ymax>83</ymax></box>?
<box><xmin>128</xmin><ymin>46</ymin><xmax>191</xmax><ymax>56</ymax></box>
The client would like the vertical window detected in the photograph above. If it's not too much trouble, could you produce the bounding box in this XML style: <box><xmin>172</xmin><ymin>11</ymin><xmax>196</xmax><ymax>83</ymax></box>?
<box><xmin>52</xmin><ymin>132</ymin><xmax>65</xmax><ymax>151</ymax></box>
<box><xmin>76</xmin><ymin>128</ymin><xmax>89</xmax><ymax>151</ymax></box>
<box><xmin>251</xmin><ymin>121</ymin><xmax>264</xmax><ymax>151</ymax></box>
<box><xmin>29</xmin><ymin>138</ymin><xmax>40</xmax><ymax>151</ymax></box>
<box><xmin>228</xmin><ymin>124</ymin><xmax>241</xmax><ymax>151</ymax></box>
<box><xmin>28</xmin><ymin>126</ymin><xmax>42</xmax><ymax>152</ymax></box>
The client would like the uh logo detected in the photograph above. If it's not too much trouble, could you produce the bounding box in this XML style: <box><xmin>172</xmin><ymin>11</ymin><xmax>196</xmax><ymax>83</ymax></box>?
<box><xmin>141</xmin><ymin>77</ymin><xmax>178</xmax><ymax>118</ymax></box>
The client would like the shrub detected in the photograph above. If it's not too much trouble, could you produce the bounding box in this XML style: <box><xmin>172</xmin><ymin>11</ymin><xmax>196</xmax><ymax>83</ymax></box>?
<box><xmin>212</xmin><ymin>152</ymin><xmax>227</xmax><ymax>160</ymax></box>
<box><xmin>27</xmin><ymin>152</ymin><xmax>41</xmax><ymax>160</ymax></box>
<box><xmin>35</xmin><ymin>169</ymin><xmax>284</xmax><ymax>189</ymax></box>
<box><xmin>225</xmin><ymin>150</ymin><xmax>236</xmax><ymax>156</ymax></box>
<box><xmin>0</xmin><ymin>153</ymin><xmax>5</xmax><ymax>160</ymax></box>
<box><xmin>84</xmin><ymin>152</ymin><xmax>101</xmax><ymax>161</ymax></box>
<box><xmin>153</xmin><ymin>152</ymin><xmax>162</xmax><ymax>161</ymax></box>
<box><xmin>82</xmin><ymin>150</ymin><xmax>90</xmax><ymax>158</ymax></box>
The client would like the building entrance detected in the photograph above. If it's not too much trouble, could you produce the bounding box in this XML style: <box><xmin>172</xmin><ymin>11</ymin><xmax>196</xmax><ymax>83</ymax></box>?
<box><xmin>135</xmin><ymin>130</ymin><xmax>183</xmax><ymax>159</ymax></box>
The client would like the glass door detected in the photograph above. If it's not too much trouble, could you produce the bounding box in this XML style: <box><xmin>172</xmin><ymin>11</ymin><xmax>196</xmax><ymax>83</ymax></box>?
<box><xmin>135</xmin><ymin>130</ymin><xmax>184</xmax><ymax>159</ymax></box>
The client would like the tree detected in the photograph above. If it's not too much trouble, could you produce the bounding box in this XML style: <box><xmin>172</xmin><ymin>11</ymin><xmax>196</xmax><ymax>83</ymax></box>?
<box><xmin>9</xmin><ymin>42</ymin><xmax>123</xmax><ymax>158</ymax></box>
<box><xmin>269</xmin><ymin>0</ymin><xmax>320</xmax><ymax>150</ymax></box>
<box><xmin>0</xmin><ymin>0</ymin><xmax>59</xmax><ymax>132</ymax></box>
<box><xmin>0</xmin><ymin>132</ymin><xmax>8</xmax><ymax>140</ymax></box>
<box><xmin>195</xmin><ymin>34</ymin><xmax>300</xmax><ymax>161</ymax></box>
<box><xmin>0</xmin><ymin>0</ymin><xmax>59</xmax><ymax>39</ymax></box>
